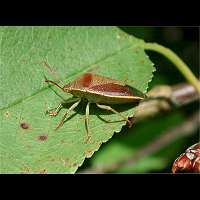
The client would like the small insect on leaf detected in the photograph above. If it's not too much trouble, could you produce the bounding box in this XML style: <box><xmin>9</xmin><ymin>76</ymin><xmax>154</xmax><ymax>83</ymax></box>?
<box><xmin>45</xmin><ymin>73</ymin><xmax>146</xmax><ymax>143</ymax></box>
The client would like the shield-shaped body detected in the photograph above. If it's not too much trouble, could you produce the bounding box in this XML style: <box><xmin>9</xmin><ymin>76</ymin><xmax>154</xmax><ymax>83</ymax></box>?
<box><xmin>63</xmin><ymin>73</ymin><xmax>145</xmax><ymax>104</ymax></box>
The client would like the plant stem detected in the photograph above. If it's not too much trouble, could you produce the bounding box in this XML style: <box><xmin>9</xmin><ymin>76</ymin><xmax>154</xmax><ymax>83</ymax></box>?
<box><xmin>130</xmin><ymin>82</ymin><xmax>199</xmax><ymax>126</ymax></box>
<box><xmin>142</xmin><ymin>42</ymin><xmax>200</xmax><ymax>94</ymax></box>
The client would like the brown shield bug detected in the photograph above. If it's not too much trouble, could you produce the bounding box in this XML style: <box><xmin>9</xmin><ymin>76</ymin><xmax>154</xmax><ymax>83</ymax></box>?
<box><xmin>172</xmin><ymin>143</ymin><xmax>200</xmax><ymax>173</ymax></box>
<box><xmin>45</xmin><ymin>72</ymin><xmax>145</xmax><ymax>142</ymax></box>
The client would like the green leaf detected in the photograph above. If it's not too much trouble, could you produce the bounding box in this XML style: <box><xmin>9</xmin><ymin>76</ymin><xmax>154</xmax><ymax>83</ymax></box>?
<box><xmin>0</xmin><ymin>26</ymin><xmax>154</xmax><ymax>173</ymax></box>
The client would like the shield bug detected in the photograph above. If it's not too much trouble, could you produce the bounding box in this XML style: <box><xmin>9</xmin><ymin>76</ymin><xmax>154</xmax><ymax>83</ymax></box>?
<box><xmin>172</xmin><ymin>143</ymin><xmax>200</xmax><ymax>173</ymax></box>
<box><xmin>45</xmin><ymin>72</ymin><xmax>145</xmax><ymax>142</ymax></box>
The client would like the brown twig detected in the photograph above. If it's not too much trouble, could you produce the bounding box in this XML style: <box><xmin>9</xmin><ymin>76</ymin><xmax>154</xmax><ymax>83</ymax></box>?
<box><xmin>130</xmin><ymin>82</ymin><xmax>199</xmax><ymax>125</ymax></box>
<box><xmin>80</xmin><ymin>111</ymin><xmax>199</xmax><ymax>173</ymax></box>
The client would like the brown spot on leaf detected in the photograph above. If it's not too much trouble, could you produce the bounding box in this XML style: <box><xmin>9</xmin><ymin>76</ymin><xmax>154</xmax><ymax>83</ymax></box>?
<box><xmin>20</xmin><ymin>122</ymin><xmax>29</xmax><ymax>129</ymax></box>
<box><xmin>72</xmin><ymin>162</ymin><xmax>78</xmax><ymax>167</ymax></box>
<box><xmin>140</xmin><ymin>60</ymin><xmax>145</xmax><ymax>64</ymax></box>
<box><xmin>38</xmin><ymin>134</ymin><xmax>48</xmax><ymax>141</ymax></box>
<box><xmin>85</xmin><ymin>149</ymin><xmax>93</xmax><ymax>157</ymax></box>
<box><xmin>49</xmin><ymin>158</ymin><xmax>56</xmax><ymax>162</ymax></box>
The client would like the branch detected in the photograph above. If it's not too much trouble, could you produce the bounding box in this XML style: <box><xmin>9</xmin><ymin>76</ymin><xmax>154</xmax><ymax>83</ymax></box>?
<box><xmin>130</xmin><ymin>82</ymin><xmax>199</xmax><ymax>125</ymax></box>
<box><xmin>81</xmin><ymin>111</ymin><xmax>199</xmax><ymax>173</ymax></box>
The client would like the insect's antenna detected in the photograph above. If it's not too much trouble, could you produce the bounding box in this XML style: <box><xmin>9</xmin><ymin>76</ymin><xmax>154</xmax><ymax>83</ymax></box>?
<box><xmin>43</xmin><ymin>60</ymin><xmax>65</xmax><ymax>86</ymax></box>
<box><xmin>45</xmin><ymin>79</ymin><xmax>64</xmax><ymax>91</ymax></box>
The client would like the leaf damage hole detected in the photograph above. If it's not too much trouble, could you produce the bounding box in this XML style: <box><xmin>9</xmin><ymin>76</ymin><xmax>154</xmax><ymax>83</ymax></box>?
<box><xmin>38</xmin><ymin>134</ymin><xmax>48</xmax><ymax>141</ymax></box>
<box><xmin>20</xmin><ymin>122</ymin><xmax>29</xmax><ymax>129</ymax></box>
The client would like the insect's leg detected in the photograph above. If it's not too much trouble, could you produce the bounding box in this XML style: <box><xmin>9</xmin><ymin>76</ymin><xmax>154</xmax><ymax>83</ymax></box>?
<box><xmin>96</xmin><ymin>103</ymin><xmax>131</xmax><ymax>127</ymax></box>
<box><xmin>43</xmin><ymin>61</ymin><xmax>65</xmax><ymax>86</ymax></box>
<box><xmin>55</xmin><ymin>99</ymin><xmax>81</xmax><ymax>130</ymax></box>
<box><xmin>47</xmin><ymin>97</ymin><xmax>80</xmax><ymax>116</ymax></box>
<box><xmin>85</xmin><ymin>102</ymin><xmax>91</xmax><ymax>143</ymax></box>
<box><xmin>47</xmin><ymin>103</ymin><xmax>63</xmax><ymax>116</ymax></box>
